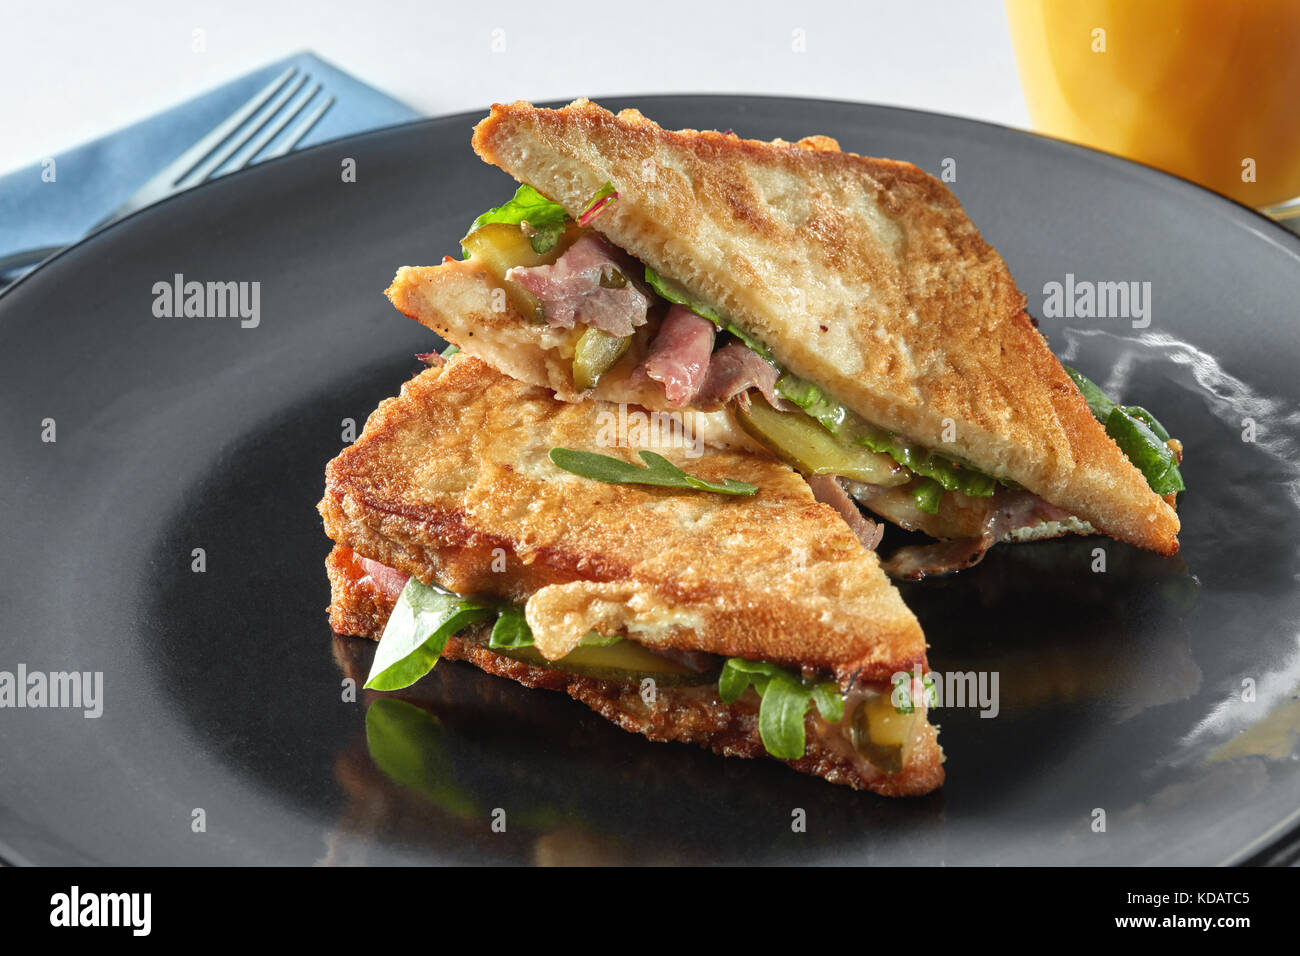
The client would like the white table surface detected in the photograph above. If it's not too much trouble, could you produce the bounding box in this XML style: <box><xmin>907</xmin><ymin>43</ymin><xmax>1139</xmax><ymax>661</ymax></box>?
<box><xmin>0</xmin><ymin>0</ymin><xmax>1030</xmax><ymax>177</ymax></box>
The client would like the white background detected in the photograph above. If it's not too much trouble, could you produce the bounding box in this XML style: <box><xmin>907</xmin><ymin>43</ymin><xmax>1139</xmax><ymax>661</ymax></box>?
<box><xmin>0</xmin><ymin>0</ymin><xmax>1029</xmax><ymax>176</ymax></box>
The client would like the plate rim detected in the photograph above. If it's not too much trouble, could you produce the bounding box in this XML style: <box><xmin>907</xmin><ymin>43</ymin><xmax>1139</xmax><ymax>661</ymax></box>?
<box><xmin>3</xmin><ymin>93</ymin><xmax>1298</xmax><ymax>866</ymax></box>
<box><xmin>4</xmin><ymin>92</ymin><xmax>1298</xmax><ymax>310</ymax></box>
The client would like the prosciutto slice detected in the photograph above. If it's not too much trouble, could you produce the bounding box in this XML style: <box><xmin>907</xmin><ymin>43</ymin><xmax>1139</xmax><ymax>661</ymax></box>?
<box><xmin>640</xmin><ymin>305</ymin><xmax>716</xmax><ymax>407</ymax></box>
<box><xmin>807</xmin><ymin>475</ymin><xmax>885</xmax><ymax>550</ymax></box>
<box><xmin>358</xmin><ymin>555</ymin><xmax>409</xmax><ymax>602</ymax></box>
<box><xmin>695</xmin><ymin>342</ymin><xmax>792</xmax><ymax>411</ymax></box>
<box><xmin>506</xmin><ymin>234</ymin><xmax>650</xmax><ymax>336</ymax></box>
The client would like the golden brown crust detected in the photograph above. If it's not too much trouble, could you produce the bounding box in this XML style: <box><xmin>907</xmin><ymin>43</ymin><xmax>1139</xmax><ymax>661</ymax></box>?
<box><xmin>469</xmin><ymin>98</ymin><xmax>1179</xmax><ymax>555</ymax></box>
<box><xmin>319</xmin><ymin>355</ymin><xmax>925</xmax><ymax>683</ymax></box>
<box><xmin>326</xmin><ymin>544</ymin><xmax>943</xmax><ymax>795</ymax></box>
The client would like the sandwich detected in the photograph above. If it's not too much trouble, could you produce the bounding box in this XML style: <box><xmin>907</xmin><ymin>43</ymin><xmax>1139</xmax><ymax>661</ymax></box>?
<box><xmin>319</xmin><ymin>353</ymin><xmax>944</xmax><ymax>795</ymax></box>
<box><xmin>386</xmin><ymin>98</ymin><xmax>1185</xmax><ymax>577</ymax></box>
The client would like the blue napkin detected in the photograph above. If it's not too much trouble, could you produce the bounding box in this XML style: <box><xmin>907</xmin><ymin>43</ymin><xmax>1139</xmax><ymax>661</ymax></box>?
<box><xmin>0</xmin><ymin>51</ymin><xmax>419</xmax><ymax>263</ymax></box>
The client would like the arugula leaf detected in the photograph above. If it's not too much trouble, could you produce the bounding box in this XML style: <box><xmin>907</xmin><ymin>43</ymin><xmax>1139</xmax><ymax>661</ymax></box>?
<box><xmin>718</xmin><ymin>658</ymin><xmax>784</xmax><ymax>702</ymax></box>
<box><xmin>810</xmin><ymin>681</ymin><xmax>846</xmax><ymax>723</ymax></box>
<box><xmin>759</xmin><ymin>672</ymin><xmax>816</xmax><ymax>759</ymax></box>
<box><xmin>1064</xmin><ymin>366</ymin><xmax>1184</xmax><ymax>495</ymax></box>
<box><xmin>488</xmin><ymin>605</ymin><xmax>533</xmax><ymax>648</ymax></box>
<box><xmin>718</xmin><ymin>658</ymin><xmax>844</xmax><ymax>760</ymax></box>
<box><xmin>365</xmin><ymin>578</ymin><xmax>495</xmax><ymax>691</ymax></box>
<box><xmin>548</xmin><ymin>448</ymin><xmax>758</xmax><ymax>496</ymax></box>
<box><xmin>462</xmin><ymin>184</ymin><xmax>571</xmax><ymax>256</ymax></box>
<box><xmin>643</xmin><ymin>265</ymin><xmax>776</xmax><ymax>360</ymax></box>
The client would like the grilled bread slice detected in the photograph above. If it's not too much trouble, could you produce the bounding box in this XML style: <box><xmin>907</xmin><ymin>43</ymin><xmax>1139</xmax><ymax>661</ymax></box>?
<box><xmin>321</xmin><ymin>354</ymin><xmax>923</xmax><ymax>681</ymax></box>
<box><xmin>319</xmin><ymin>355</ymin><xmax>943</xmax><ymax>793</ymax></box>
<box><xmin>465</xmin><ymin>98</ymin><xmax>1178</xmax><ymax>556</ymax></box>
<box><xmin>325</xmin><ymin>543</ymin><xmax>943</xmax><ymax>796</ymax></box>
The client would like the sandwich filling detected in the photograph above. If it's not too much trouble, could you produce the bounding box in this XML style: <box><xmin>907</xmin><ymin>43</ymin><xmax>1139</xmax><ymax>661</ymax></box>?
<box><xmin>455</xmin><ymin>184</ymin><xmax>1185</xmax><ymax>576</ymax></box>
<box><xmin>344</xmin><ymin>548</ymin><xmax>929</xmax><ymax>781</ymax></box>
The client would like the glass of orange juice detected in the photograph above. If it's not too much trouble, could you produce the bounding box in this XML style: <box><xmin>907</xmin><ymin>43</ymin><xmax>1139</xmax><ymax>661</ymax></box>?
<box><xmin>1005</xmin><ymin>0</ymin><xmax>1300</xmax><ymax>222</ymax></box>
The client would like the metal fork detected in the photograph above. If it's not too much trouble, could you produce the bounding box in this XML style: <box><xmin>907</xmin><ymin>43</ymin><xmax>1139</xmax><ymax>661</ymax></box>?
<box><xmin>0</xmin><ymin>66</ymin><xmax>335</xmax><ymax>279</ymax></box>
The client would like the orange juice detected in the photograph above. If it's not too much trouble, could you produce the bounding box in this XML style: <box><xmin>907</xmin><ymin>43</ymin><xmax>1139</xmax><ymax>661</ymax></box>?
<box><xmin>1006</xmin><ymin>0</ymin><xmax>1300</xmax><ymax>207</ymax></box>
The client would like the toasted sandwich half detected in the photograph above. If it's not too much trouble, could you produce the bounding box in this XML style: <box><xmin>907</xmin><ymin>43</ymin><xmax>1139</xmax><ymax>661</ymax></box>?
<box><xmin>319</xmin><ymin>354</ymin><xmax>944</xmax><ymax>795</ymax></box>
<box><xmin>387</xmin><ymin>99</ymin><xmax>1184</xmax><ymax>576</ymax></box>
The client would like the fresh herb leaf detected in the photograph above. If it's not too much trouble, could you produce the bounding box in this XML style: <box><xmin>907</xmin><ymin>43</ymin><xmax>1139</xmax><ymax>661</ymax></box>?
<box><xmin>488</xmin><ymin>605</ymin><xmax>533</xmax><ymax>648</ymax></box>
<box><xmin>810</xmin><ymin>680</ymin><xmax>846</xmax><ymax>723</ymax></box>
<box><xmin>718</xmin><ymin>658</ymin><xmax>845</xmax><ymax>760</ymax></box>
<box><xmin>1063</xmin><ymin>365</ymin><xmax>1117</xmax><ymax>420</ymax></box>
<box><xmin>718</xmin><ymin>658</ymin><xmax>784</xmax><ymax>702</ymax></box>
<box><xmin>643</xmin><ymin>265</ymin><xmax>775</xmax><ymax>360</ymax></box>
<box><xmin>365</xmin><ymin>578</ymin><xmax>495</xmax><ymax>691</ymax></box>
<box><xmin>462</xmin><ymin>184</ymin><xmax>571</xmax><ymax>256</ymax></box>
<box><xmin>548</xmin><ymin>448</ymin><xmax>758</xmax><ymax>496</ymax></box>
<box><xmin>1064</xmin><ymin>366</ymin><xmax>1183</xmax><ymax>495</ymax></box>
<box><xmin>880</xmin><ymin>440</ymin><xmax>998</xmax><ymax>498</ymax></box>
<box><xmin>1106</xmin><ymin>407</ymin><xmax>1185</xmax><ymax>495</ymax></box>
<box><xmin>759</xmin><ymin>671</ymin><xmax>815</xmax><ymax>759</ymax></box>
<box><xmin>1121</xmin><ymin>405</ymin><xmax>1171</xmax><ymax>442</ymax></box>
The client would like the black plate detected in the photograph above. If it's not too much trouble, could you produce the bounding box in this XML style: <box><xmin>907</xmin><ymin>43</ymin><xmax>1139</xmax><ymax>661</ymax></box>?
<box><xmin>2</xmin><ymin>95</ymin><xmax>1299</xmax><ymax>865</ymax></box>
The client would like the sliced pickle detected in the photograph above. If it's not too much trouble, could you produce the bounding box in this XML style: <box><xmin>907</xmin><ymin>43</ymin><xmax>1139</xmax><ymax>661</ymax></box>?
<box><xmin>849</xmin><ymin>691</ymin><xmax>918</xmax><ymax>774</ymax></box>
<box><xmin>492</xmin><ymin>640</ymin><xmax>718</xmax><ymax>686</ymax></box>
<box><xmin>737</xmin><ymin>397</ymin><xmax>909</xmax><ymax>487</ymax></box>
<box><xmin>461</xmin><ymin>222</ymin><xmax>578</xmax><ymax>323</ymax></box>
<box><xmin>572</xmin><ymin>327</ymin><xmax>631</xmax><ymax>390</ymax></box>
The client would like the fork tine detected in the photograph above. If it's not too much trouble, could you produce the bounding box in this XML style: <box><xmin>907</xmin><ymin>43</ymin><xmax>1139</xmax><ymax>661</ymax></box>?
<box><xmin>180</xmin><ymin>72</ymin><xmax>309</xmax><ymax>185</ymax></box>
<box><xmin>226</xmin><ymin>82</ymin><xmax>322</xmax><ymax>173</ymax></box>
<box><xmin>260</xmin><ymin>94</ymin><xmax>334</xmax><ymax>160</ymax></box>
<box><xmin>92</xmin><ymin>67</ymin><xmax>300</xmax><ymax>226</ymax></box>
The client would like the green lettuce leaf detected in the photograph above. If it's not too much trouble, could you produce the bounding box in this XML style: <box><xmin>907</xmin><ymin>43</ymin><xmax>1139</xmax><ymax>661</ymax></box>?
<box><xmin>461</xmin><ymin>184</ymin><xmax>570</xmax><ymax>256</ymax></box>
<box><xmin>365</xmin><ymin>578</ymin><xmax>496</xmax><ymax>691</ymax></box>
<box><xmin>718</xmin><ymin>658</ymin><xmax>844</xmax><ymax>760</ymax></box>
